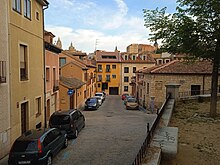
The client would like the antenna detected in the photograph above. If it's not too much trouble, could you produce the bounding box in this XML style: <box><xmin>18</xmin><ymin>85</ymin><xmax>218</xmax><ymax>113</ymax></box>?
<box><xmin>95</xmin><ymin>39</ymin><xmax>99</xmax><ymax>51</ymax></box>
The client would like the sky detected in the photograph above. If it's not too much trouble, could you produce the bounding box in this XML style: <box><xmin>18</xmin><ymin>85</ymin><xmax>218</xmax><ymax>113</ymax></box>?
<box><xmin>44</xmin><ymin>0</ymin><xmax>177</xmax><ymax>54</ymax></box>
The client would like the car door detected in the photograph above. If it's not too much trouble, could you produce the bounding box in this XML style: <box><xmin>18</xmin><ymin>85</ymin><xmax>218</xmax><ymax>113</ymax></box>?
<box><xmin>77</xmin><ymin>111</ymin><xmax>85</xmax><ymax>130</ymax></box>
<box><xmin>51</xmin><ymin>129</ymin><xmax>64</xmax><ymax>153</ymax></box>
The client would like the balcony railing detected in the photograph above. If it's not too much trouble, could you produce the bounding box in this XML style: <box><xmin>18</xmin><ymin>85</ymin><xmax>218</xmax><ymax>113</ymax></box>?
<box><xmin>53</xmin><ymin>80</ymin><xmax>59</xmax><ymax>92</ymax></box>
<box><xmin>106</xmin><ymin>78</ymin><xmax>110</xmax><ymax>82</ymax></box>
<box><xmin>0</xmin><ymin>76</ymin><xmax>6</xmax><ymax>83</ymax></box>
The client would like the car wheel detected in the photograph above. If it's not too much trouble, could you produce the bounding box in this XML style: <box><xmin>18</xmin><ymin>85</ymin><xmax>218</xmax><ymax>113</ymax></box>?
<box><xmin>46</xmin><ymin>155</ymin><xmax>52</xmax><ymax>165</ymax></box>
<box><xmin>74</xmin><ymin>129</ymin><xmax>78</xmax><ymax>138</ymax></box>
<box><xmin>63</xmin><ymin>138</ymin><xmax>68</xmax><ymax>148</ymax></box>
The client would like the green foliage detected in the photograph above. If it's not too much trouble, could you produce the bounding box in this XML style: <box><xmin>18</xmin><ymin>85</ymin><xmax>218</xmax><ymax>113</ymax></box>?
<box><xmin>143</xmin><ymin>0</ymin><xmax>220</xmax><ymax>59</ymax></box>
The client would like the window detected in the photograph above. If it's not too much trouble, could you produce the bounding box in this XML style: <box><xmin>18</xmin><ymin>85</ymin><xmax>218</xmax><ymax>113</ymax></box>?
<box><xmin>132</xmin><ymin>55</ymin><xmax>136</xmax><ymax>60</ymax></box>
<box><xmin>112</xmin><ymin>74</ymin><xmax>116</xmax><ymax>79</ymax></box>
<box><xmin>46</xmin><ymin>68</ymin><xmax>49</xmax><ymax>81</ymax></box>
<box><xmin>125</xmin><ymin>55</ymin><xmax>128</xmax><ymax>60</ymax></box>
<box><xmin>147</xmin><ymin>83</ymin><xmax>149</xmax><ymax>94</ymax></box>
<box><xmin>143</xmin><ymin>56</ymin><xmax>146</xmax><ymax>60</ymax></box>
<box><xmin>84</xmin><ymin>90</ymin><xmax>86</xmax><ymax>99</ymax></box>
<box><xmin>24</xmin><ymin>0</ymin><xmax>31</xmax><ymax>19</ymax></box>
<box><xmin>59</xmin><ymin>58</ymin><xmax>66</xmax><ymax>67</ymax></box>
<box><xmin>124</xmin><ymin>86</ymin><xmax>128</xmax><ymax>92</ymax></box>
<box><xmin>124</xmin><ymin>67</ymin><xmax>129</xmax><ymax>73</ymax></box>
<box><xmin>191</xmin><ymin>85</ymin><xmax>201</xmax><ymax>96</ymax></box>
<box><xmin>12</xmin><ymin>0</ymin><xmax>21</xmax><ymax>13</ymax></box>
<box><xmin>106</xmin><ymin>75</ymin><xmax>110</xmax><ymax>82</ymax></box>
<box><xmin>112</xmin><ymin>65</ymin><xmax>116</xmax><ymax>69</ymax></box>
<box><xmin>0</xmin><ymin>61</ymin><xmax>6</xmax><ymax>83</ymax></box>
<box><xmin>98</xmin><ymin>65</ymin><xmax>102</xmax><ymax>72</ymax></box>
<box><xmin>97</xmin><ymin>75</ymin><xmax>102</xmax><ymax>82</ymax></box>
<box><xmin>84</xmin><ymin>72</ymin><xmax>88</xmax><ymax>82</ymax></box>
<box><xmin>36</xmin><ymin>97</ymin><xmax>41</xmax><ymax>116</ymax></box>
<box><xmin>36</xmin><ymin>11</ymin><xmax>39</xmax><ymax>20</ymax></box>
<box><xmin>106</xmin><ymin>65</ymin><xmax>110</xmax><ymax>72</ymax></box>
<box><xmin>20</xmin><ymin>44</ymin><xmax>28</xmax><ymax>81</ymax></box>
<box><xmin>98</xmin><ymin>83</ymin><xmax>101</xmax><ymax>88</ymax></box>
<box><xmin>133</xmin><ymin>67</ymin><xmax>136</xmax><ymax>73</ymax></box>
<box><xmin>124</xmin><ymin>76</ymin><xmax>129</xmax><ymax>82</ymax></box>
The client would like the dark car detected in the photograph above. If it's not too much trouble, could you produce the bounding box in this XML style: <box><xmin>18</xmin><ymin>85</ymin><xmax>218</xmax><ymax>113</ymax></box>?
<box><xmin>8</xmin><ymin>128</ymin><xmax>68</xmax><ymax>165</ymax></box>
<box><xmin>49</xmin><ymin>109</ymin><xmax>85</xmax><ymax>139</ymax></box>
<box><xmin>85</xmin><ymin>97</ymin><xmax>99</xmax><ymax>110</ymax></box>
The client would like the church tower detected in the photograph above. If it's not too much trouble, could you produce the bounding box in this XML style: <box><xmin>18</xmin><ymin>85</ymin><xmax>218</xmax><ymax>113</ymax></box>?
<box><xmin>56</xmin><ymin>37</ymin><xmax>62</xmax><ymax>49</ymax></box>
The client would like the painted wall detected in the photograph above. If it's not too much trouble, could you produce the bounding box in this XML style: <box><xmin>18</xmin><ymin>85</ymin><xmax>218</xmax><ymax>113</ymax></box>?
<box><xmin>0</xmin><ymin>0</ymin><xmax>10</xmax><ymax>159</ymax></box>
<box><xmin>9</xmin><ymin>0</ymin><xmax>45</xmax><ymax>148</ymax></box>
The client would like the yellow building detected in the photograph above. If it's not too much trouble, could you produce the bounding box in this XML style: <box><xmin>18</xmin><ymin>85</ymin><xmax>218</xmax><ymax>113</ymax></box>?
<box><xmin>7</xmin><ymin>0</ymin><xmax>48</xmax><ymax>155</ymax></box>
<box><xmin>0</xmin><ymin>0</ymin><xmax>10</xmax><ymax>159</ymax></box>
<box><xmin>95</xmin><ymin>50</ymin><xmax>121</xmax><ymax>95</ymax></box>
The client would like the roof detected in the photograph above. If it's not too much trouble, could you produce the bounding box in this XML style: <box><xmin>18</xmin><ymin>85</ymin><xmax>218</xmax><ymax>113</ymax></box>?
<box><xmin>141</xmin><ymin>60</ymin><xmax>213</xmax><ymax>74</ymax></box>
<box><xmin>95</xmin><ymin>50</ymin><xmax>121</xmax><ymax>63</ymax></box>
<box><xmin>60</xmin><ymin>76</ymin><xmax>86</xmax><ymax>89</ymax></box>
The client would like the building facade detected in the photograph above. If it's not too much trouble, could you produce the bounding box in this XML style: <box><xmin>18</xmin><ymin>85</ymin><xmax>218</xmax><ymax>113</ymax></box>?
<box><xmin>0</xmin><ymin>0</ymin><xmax>10</xmax><ymax>158</ymax></box>
<box><xmin>44</xmin><ymin>31</ymin><xmax>61</xmax><ymax>122</ymax></box>
<box><xmin>59</xmin><ymin>51</ymin><xmax>96</xmax><ymax>110</ymax></box>
<box><xmin>95</xmin><ymin>50</ymin><xmax>121</xmax><ymax>95</ymax></box>
<box><xmin>120</xmin><ymin>52</ymin><xmax>155</xmax><ymax>95</ymax></box>
<box><xmin>137</xmin><ymin>60</ymin><xmax>219</xmax><ymax>109</ymax></box>
<box><xmin>8</xmin><ymin>0</ymin><xmax>48</xmax><ymax>154</ymax></box>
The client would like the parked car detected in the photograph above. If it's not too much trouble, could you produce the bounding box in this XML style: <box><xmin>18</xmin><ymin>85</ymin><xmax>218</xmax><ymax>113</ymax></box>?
<box><xmin>95</xmin><ymin>92</ymin><xmax>105</xmax><ymax>102</ymax></box>
<box><xmin>92</xmin><ymin>96</ymin><xmax>102</xmax><ymax>106</ymax></box>
<box><xmin>8</xmin><ymin>128</ymin><xmax>68</xmax><ymax>165</ymax></box>
<box><xmin>121</xmin><ymin>93</ymin><xmax>129</xmax><ymax>100</ymax></box>
<box><xmin>126</xmin><ymin>97</ymin><xmax>139</xmax><ymax>110</ymax></box>
<box><xmin>124</xmin><ymin>95</ymin><xmax>133</xmax><ymax>105</ymax></box>
<box><xmin>49</xmin><ymin>109</ymin><xmax>85</xmax><ymax>139</ymax></box>
<box><xmin>85</xmin><ymin>97</ymin><xmax>99</xmax><ymax>110</ymax></box>
<box><xmin>102</xmin><ymin>91</ymin><xmax>107</xmax><ymax>99</ymax></box>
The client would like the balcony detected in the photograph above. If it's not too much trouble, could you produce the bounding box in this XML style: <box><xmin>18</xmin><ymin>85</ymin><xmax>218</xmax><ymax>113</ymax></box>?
<box><xmin>106</xmin><ymin>78</ymin><xmax>111</xmax><ymax>82</ymax></box>
<box><xmin>97</xmin><ymin>69</ymin><xmax>102</xmax><ymax>72</ymax></box>
<box><xmin>53</xmin><ymin>80</ymin><xmax>59</xmax><ymax>92</ymax></box>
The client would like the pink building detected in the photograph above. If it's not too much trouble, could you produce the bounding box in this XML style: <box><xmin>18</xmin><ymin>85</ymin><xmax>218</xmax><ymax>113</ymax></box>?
<box><xmin>44</xmin><ymin>31</ymin><xmax>62</xmax><ymax>122</ymax></box>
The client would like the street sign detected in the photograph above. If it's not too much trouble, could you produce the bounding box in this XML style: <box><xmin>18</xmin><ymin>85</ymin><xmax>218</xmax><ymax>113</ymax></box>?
<box><xmin>67</xmin><ymin>89</ymin><xmax>74</xmax><ymax>96</ymax></box>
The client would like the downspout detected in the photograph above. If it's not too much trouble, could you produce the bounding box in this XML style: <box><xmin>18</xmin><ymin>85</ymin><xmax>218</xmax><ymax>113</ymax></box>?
<box><xmin>76</xmin><ymin>88</ymin><xmax>78</xmax><ymax>109</ymax></box>
<box><xmin>43</xmin><ymin>4</ymin><xmax>49</xmax><ymax>128</ymax></box>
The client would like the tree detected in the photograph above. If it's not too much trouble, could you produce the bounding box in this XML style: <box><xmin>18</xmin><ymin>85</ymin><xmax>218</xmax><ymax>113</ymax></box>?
<box><xmin>143</xmin><ymin>0</ymin><xmax>220</xmax><ymax>118</ymax></box>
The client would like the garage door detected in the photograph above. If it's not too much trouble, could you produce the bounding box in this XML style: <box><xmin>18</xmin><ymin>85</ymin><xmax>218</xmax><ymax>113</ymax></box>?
<box><xmin>109</xmin><ymin>87</ymin><xmax>119</xmax><ymax>95</ymax></box>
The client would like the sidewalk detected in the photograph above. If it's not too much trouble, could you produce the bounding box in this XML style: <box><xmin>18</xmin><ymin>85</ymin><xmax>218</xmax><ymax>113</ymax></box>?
<box><xmin>0</xmin><ymin>155</ymin><xmax>8</xmax><ymax>165</ymax></box>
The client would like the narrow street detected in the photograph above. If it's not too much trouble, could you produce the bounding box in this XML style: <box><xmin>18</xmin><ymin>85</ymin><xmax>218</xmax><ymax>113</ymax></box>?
<box><xmin>53</xmin><ymin>95</ymin><xmax>156</xmax><ymax>165</ymax></box>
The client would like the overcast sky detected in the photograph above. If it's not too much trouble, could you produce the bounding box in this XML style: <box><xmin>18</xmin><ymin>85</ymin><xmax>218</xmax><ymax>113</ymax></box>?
<box><xmin>44</xmin><ymin>0</ymin><xmax>177</xmax><ymax>53</ymax></box>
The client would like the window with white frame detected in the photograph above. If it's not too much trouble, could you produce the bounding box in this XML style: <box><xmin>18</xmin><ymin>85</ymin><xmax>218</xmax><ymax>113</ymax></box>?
<box><xmin>12</xmin><ymin>0</ymin><xmax>21</xmax><ymax>13</ymax></box>
<box><xmin>36</xmin><ymin>97</ymin><xmax>41</xmax><ymax>116</ymax></box>
<box><xmin>24</xmin><ymin>0</ymin><xmax>31</xmax><ymax>19</ymax></box>
<box><xmin>0</xmin><ymin>61</ymin><xmax>6</xmax><ymax>83</ymax></box>
<box><xmin>124</xmin><ymin>86</ymin><xmax>128</xmax><ymax>92</ymax></box>
<box><xmin>20</xmin><ymin>44</ymin><xmax>28</xmax><ymax>81</ymax></box>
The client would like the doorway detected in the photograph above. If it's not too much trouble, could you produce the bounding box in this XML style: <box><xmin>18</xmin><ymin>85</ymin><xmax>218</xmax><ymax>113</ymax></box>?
<box><xmin>21</xmin><ymin>102</ymin><xmax>28</xmax><ymax>134</ymax></box>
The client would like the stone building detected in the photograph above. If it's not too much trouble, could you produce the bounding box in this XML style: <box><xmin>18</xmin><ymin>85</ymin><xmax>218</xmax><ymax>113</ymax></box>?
<box><xmin>136</xmin><ymin>60</ymin><xmax>218</xmax><ymax>109</ymax></box>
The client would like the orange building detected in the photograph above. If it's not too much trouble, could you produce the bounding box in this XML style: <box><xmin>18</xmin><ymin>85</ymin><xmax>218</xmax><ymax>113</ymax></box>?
<box><xmin>59</xmin><ymin>50</ymin><xmax>96</xmax><ymax>110</ymax></box>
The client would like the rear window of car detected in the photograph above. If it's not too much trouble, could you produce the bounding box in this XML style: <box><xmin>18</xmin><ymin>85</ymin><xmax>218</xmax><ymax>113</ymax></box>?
<box><xmin>87</xmin><ymin>98</ymin><xmax>97</xmax><ymax>103</ymax></box>
<box><xmin>11</xmin><ymin>140</ymin><xmax>38</xmax><ymax>152</ymax></box>
<box><xmin>50</xmin><ymin>115</ymin><xmax>70</xmax><ymax>125</ymax></box>
<box><xmin>127</xmin><ymin>98</ymin><xmax>136</xmax><ymax>102</ymax></box>
<box><xmin>95</xmin><ymin>93</ymin><xmax>102</xmax><ymax>97</ymax></box>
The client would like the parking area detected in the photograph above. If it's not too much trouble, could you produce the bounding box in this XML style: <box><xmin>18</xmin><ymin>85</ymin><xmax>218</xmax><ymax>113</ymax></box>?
<box><xmin>52</xmin><ymin>95</ymin><xmax>157</xmax><ymax>165</ymax></box>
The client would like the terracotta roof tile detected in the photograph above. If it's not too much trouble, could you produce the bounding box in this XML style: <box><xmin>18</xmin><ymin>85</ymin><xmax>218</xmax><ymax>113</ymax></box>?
<box><xmin>60</xmin><ymin>76</ymin><xmax>85</xmax><ymax>89</ymax></box>
<box><xmin>142</xmin><ymin>60</ymin><xmax>212</xmax><ymax>74</ymax></box>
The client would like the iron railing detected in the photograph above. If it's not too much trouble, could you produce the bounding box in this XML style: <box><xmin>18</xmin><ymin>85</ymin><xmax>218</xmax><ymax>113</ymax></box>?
<box><xmin>132</xmin><ymin>93</ymin><xmax>171</xmax><ymax>165</ymax></box>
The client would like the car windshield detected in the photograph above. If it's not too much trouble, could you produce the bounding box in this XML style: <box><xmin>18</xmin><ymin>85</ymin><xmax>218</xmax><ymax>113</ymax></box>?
<box><xmin>95</xmin><ymin>93</ymin><xmax>102</xmax><ymax>97</ymax></box>
<box><xmin>11</xmin><ymin>140</ymin><xmax>38</xmax><ymax>152</ymax></box>
<box><xmin>87</xmin><ymin>98</ymin><xmax>97</xmax><ymax>103</ymax></box>
<box><xmin>127</xmin><ymin>98</ymin><xmax>137</xmax><ymax>103</ymax></box>
<box><xmin>50</xmin><ymin>115</ymin><xmax>70</xmax><ymax>125</ymax></box>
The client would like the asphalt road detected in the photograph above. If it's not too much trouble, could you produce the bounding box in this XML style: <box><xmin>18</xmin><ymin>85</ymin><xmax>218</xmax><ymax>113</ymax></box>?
<box><xmin>52</xmin><ymin>95</ymin><xmax>157</xmax><ymax>165</ymax></box>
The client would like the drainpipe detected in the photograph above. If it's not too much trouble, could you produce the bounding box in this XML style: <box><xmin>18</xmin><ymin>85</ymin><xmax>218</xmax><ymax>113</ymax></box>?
<box><xmin>43</xmin><ymin>4</ymin><xmax>49</xmax><ymax>128</ymax></box>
